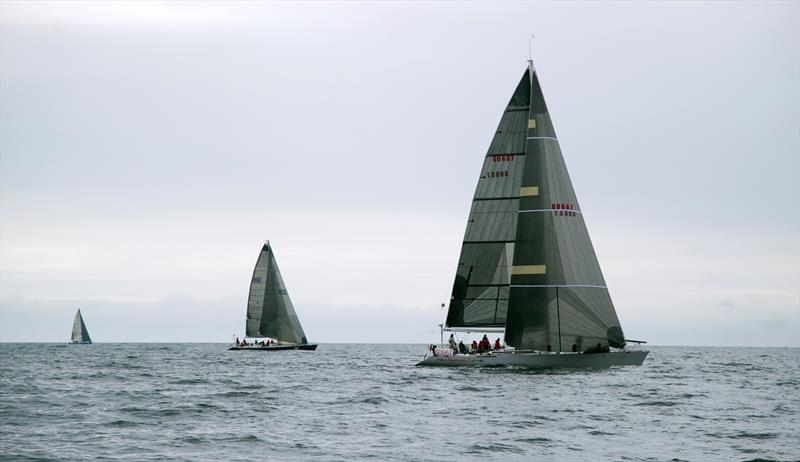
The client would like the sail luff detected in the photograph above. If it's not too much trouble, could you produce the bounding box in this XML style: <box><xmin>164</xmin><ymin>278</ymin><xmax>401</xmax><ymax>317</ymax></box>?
<box><xmin>245</xmin><ymin>244</ymin><xmax>270</xmax><ymax>337</ymax></box>
<box><xmin>71</xmin><ymin>310</ymin><xmax>81</xmax><ymax>342</ymax></box>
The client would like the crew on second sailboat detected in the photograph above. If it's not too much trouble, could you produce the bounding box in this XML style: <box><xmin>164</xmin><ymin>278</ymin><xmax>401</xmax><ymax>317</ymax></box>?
<box><xmin>235</xmin><ymin>337</ymin><xmax>279</xmax><ymax>348</ymax></box>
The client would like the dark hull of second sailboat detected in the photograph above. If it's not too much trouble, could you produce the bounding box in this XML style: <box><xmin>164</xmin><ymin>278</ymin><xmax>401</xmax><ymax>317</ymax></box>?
<box><xmin>416</xmin><ymin>350</ymin><xmax>648</xmax><ymax>368</ymax></box>
<box><xmin>228</xmin><ymin>344</ymin><xmax>318</xmax><ymax>351</ymax></box>
<box><xmin>69</xmin><ymin>341</ymin><xmax>92</xmax><ymax>345</ymax></box>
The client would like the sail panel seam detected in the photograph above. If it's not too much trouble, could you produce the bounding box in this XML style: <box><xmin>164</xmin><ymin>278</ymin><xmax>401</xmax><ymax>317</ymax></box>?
<box><xmin>473</xmin><ymin>196</ymin><xmax>520</xmax><ymax>201</ymax></box>
<box><xmin>518</xmin><ymin>209</ymin><xmax>582</xmax><ymax>214</ymax></box>
<box><xmin>511</xmin><ymin>284</ymin><xmax>607</xmax><ymax>288</ymax></box>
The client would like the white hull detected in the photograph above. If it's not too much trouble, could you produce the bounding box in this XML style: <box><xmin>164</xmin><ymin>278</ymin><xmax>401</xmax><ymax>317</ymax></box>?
<box><xmin>416</xmin><ymin>350</ymin><xmax>648</xmax><ymax>369</ymax></box>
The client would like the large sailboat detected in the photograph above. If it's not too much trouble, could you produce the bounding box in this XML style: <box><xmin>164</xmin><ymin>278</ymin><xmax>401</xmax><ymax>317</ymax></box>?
<box><xmin>70</xmin><ymin>308</ymin><xmax>92</xmax><ymax>344</ymax></box>
<box><xmin>229</xmin><ymin>242</ymin><xmax>317</xmax><ymax>351</ymax></box>
<box><xmin>418</xmin><ymin>61</ymin><xmax>647</xmax><ymax>368</ymax></box>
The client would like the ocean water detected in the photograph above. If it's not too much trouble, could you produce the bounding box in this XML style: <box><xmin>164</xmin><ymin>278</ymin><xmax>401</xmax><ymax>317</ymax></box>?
<box><xmin>0</xmin><ymin>344</ymin><xmax>798</xmax><ymax>462</ymax></box>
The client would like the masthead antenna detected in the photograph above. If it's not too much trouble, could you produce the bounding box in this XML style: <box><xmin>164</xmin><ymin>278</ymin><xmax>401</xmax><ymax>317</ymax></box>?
<box><xmin>528</xmin><ymin>34</ymin><xmax>536</xmax><ymax>71</ymax></box>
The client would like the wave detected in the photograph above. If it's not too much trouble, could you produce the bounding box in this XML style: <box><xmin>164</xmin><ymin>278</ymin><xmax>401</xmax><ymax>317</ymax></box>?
<box><xmin>635</xmin><ymin>400</ymin><xmax>678</xmax><ymax>407</ymax></box>
<box><xmin>213</xmin><ymin>433</ymin><xmax>263</xmax><ymax>443</ymax></box>
<box><xmin>727</xmin><ymin>432</ymin><xmax>779</xmax><ymax>440</ymax></box>
<box><xmin>515</xmin><ymin>437</ymin><xmax>552</xmax><ymax>444</ymax></box>
<box><xmin>0</xmin><ymin>454</ymin><xmax>53</xmax><ymax>461</ymax></box>
<box><xmin>468</xmin><ymin>442</ymin><xmax>525</xmax><ymax>454</ymax></box>
<box><xmin>108</xmin><ymin>419</ymin><xmax>139</xmax><ymax>427</ymax></box>
<box><xmin>210</xmin><ymin>390</ymin><xmax>257</xmax><ymax>398</ymax></box>
<box><xmin>169</xmin><ymin>378</ymin><xmax>211</xmax><ymax>385</ymax></box>
<box><xmin>177</xmin><ymin>435</ymin><xmax>207</xmax><ymax>444</ymax></box>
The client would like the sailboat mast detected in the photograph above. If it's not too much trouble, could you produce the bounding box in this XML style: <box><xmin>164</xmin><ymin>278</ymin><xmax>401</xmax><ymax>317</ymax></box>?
<box><xmin>527</xmin><ymin>33</ymin><xmax>536</xmax><ymax>75</ymax></box>
<box><xmin>528</xmin><ymin>35</ymin><xmax>536</xmax><ymax>72</ymax></box>
<box><xmin>556</xmin><ymin>286</ymin><xmax>562</xmax><ymax>352</ymax></box>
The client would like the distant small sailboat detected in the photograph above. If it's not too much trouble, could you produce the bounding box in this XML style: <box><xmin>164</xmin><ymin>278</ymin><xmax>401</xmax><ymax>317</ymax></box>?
<box><xmin>229</xmin><ymin>242</ymin><xmax>317</xmax><ymax>351</ymax></box>
<box><xmin>70</xmin><ymin>309</ymin><xmax>92</xmax><ymax>344</ymax></box>
<box><xmin>418</xmin><ymin>59</ymin><xmax>648</xmax><ymax>368</ymax></box>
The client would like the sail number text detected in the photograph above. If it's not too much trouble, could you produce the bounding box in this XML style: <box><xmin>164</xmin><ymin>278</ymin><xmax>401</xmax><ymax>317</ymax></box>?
<box><xmin>552</xmin><ymin>203</ymin><xmax>577</xmax><ymax>217</ymax></box>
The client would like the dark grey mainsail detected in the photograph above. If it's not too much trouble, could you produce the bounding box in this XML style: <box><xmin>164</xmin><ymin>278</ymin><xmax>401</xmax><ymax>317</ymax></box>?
<box><xmin>445</xmin><ymin>62</ymin><xmax>626</xmax><ymax>353</ymax></box>
<box><xmin>70</xmin><ymin>309</ymin><xmax>92</xmax><ymax>344</ymax></box>
<box><xmin>245</xmin><ymin>242</ymin><xmax>308</xmax><ymax>344</ymax></box>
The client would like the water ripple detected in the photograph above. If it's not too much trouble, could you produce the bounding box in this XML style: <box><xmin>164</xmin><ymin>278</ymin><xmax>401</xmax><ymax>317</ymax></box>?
<box><xmin>0</xmin><ymin>344</ymin><xmax>797</xmax><ymax>461</ymax></box>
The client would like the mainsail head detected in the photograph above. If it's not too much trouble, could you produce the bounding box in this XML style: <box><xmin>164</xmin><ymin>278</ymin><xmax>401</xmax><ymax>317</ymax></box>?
<box><xmin>245</xmin><ymin>242</ymin><xmax>308</xmax><ymax>344</ymax></box>
<box><xmin>445</xmin><ymin>62</ymin><xmax>626</xmax><ymax>352</ymax></box>
<box><xmin>71</xmin><ymin>308</ymin><xmax>91</xmax><ymax>343</ymax></box>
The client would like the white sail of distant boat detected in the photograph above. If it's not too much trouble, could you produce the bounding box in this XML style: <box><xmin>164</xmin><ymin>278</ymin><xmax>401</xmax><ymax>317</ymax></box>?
<box><xmin>229</xmin><ymin>241</ymin><xmax>317</xmax><ymax>351</ymax></box>
<box><xmin>70</xmin><ymin>309</ymin><xmax>92</xmax><ymax>344</ymax></box>
<box><xmin>418</xmin><ymin>59</ymin><xmax>647</xmax><ymax>368</ymax></box>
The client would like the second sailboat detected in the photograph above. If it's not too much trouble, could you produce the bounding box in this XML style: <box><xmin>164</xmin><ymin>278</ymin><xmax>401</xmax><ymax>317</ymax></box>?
<box><xmin>230</xmin><ymin>242</ymin><xmax>317</xmax><ymax>351</ymax></box>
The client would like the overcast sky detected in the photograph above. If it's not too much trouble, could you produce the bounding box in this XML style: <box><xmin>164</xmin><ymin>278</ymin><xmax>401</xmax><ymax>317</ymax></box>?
<box><xmin>1</xmin><ymin>1</ymin><xmax>798</xmax><ymax>345</ymax></box>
